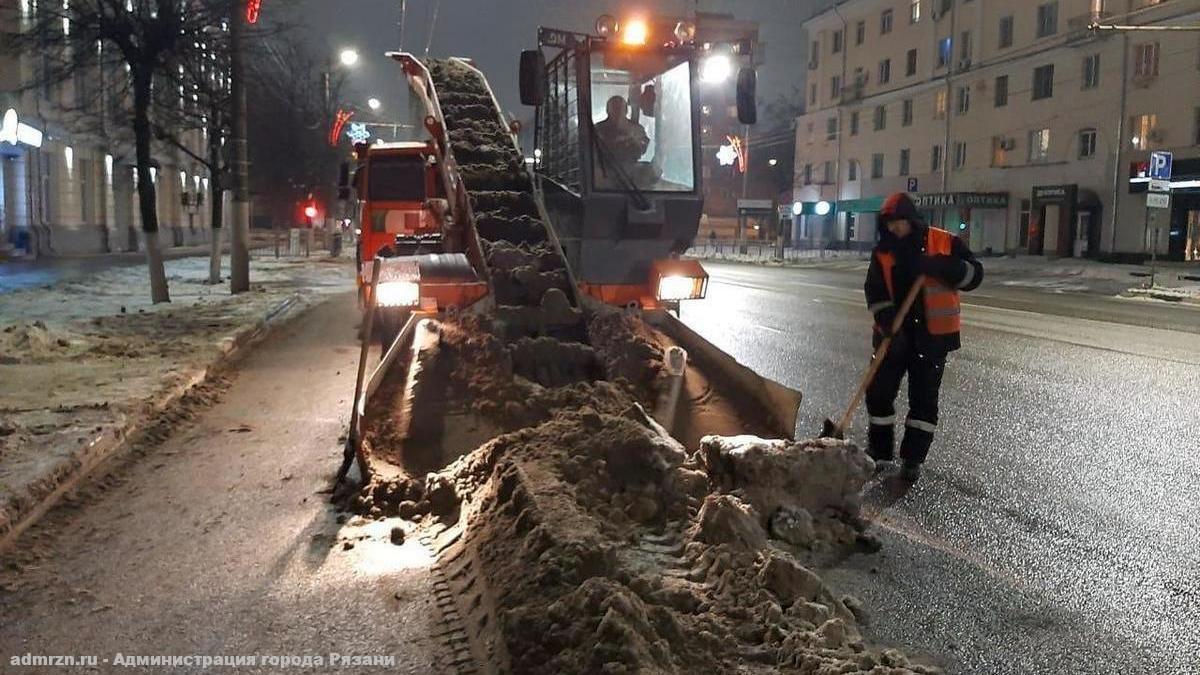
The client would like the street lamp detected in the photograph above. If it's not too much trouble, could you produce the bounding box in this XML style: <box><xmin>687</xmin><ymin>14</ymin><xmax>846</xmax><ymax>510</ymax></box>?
<box><xmin>339</xmin><ymin>48</ymin><xmax>360</xmax><ymax>67</ymax></box>
<box><xmin>367</xmin><ymin>97</ymin><xmax>381</xmax><ymax>111</ymax></box>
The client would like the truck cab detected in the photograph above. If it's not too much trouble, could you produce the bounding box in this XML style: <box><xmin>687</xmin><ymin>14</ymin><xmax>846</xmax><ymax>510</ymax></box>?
<box><xmin>353</xmin><ymin>140</ymin><xmax>447</xmax><ymax>294</ymax></box>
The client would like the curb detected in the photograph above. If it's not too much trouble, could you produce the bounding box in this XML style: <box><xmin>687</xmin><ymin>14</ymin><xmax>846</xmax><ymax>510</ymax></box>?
<box><xmin>0</xmin><ymin>293</ymin><xmax>309</xmax><ymax>552</ymax></box>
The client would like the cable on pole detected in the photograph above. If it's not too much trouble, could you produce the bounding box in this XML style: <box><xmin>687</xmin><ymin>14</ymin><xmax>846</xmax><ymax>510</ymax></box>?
<box><xmin>424</xmin><ymin>0</ymin><xmax>442</xmax><ymax>57</ymax></box>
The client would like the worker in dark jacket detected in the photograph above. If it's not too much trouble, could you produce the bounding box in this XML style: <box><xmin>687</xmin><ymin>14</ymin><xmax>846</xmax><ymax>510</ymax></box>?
<box><xmin>864</xmin><ymin>193</ymin><xmax>983</xmax><ymax>481</ymax></box>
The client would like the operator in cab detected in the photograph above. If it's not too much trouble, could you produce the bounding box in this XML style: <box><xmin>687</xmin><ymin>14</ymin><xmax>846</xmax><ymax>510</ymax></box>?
<box><xmin>594</xmin><ymin>95</ymin><xmax>649</xmax><ymax>168</ymax></box>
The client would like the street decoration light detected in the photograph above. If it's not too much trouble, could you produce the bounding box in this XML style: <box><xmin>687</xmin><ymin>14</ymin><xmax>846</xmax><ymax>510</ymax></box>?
<box><xmin>329</xmin><ymin>108</ymin><xmax>354</xmax><ymax>147</ymax></box>
<box><xmin>716</xmin><ymin>143</ymin><xmax>737</xmax><ymax>167</ymax></box>
<box><xmin>367</xmin><ymin>97</ymin><xmax>381</xmax><ymax>111</ymax></box>
<box><xmin>245</xmin><ymin>0</ymin><xmax>262</xmax><ymax>24</ymax></box>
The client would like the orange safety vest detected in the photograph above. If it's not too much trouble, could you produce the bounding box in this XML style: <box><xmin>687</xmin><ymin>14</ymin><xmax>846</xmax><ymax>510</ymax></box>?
<box><xmin>877</xmin><ymin>227</ymin><xmax>961</xmax><ymax>336</ymax></box>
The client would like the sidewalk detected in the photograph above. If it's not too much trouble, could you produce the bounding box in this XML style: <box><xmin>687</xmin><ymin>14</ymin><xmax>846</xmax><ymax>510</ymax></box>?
<box><xmin>0</xmin><ymin>254</ymin><xmax>355</xmax><ymax>547</ymax></box>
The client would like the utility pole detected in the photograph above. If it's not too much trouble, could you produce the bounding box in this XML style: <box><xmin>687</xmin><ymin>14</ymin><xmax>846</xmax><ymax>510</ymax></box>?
<box><xmin>230</xmin><ymin>2</ymin><xmax>251</xmax><ymax>293</ymax></box>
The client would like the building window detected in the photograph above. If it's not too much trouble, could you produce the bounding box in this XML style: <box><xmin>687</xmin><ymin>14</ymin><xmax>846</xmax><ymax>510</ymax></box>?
<box><xmin>803</xmin><ymin>163</ymin><xmax>813</xmax><ymax>185</ymax></box>
<box><xmin>1078</xmin><ymin>128</ymin><xmax>1097</xmax><ymax>159</ymax></box>
<box><xmin>848</xmin><ymin>160</ymin><xmax>859</xmax><ymax>181</ymax></box>
<box><xmin>823</xmin><ymin>161</ymin><xmax>834</xmax><ymax>183</ymax></box>
<box><xmin>956</xmin><ymin>85</ymin><xmax>970</xmax><ymax>115</ymax></box>
<box><xmin>874</xmin><ymin>104</ymin><xmax>887</xmax><ymax>131</ymax></box>
<box><xmin>1033</xmin><ymin>64</ymin><xmax>1055</xmax><ymax>100</ymax></box>
<box><xmin>932</xmin><ymin>144</ymin><xmax>943</xmax><ymax>172</ymax></box>
<box><xmin>810</xmin><ymin>41</ymin><xmax>820</xmax><ymax>68</ymax></box>
<box><xmin>832</xmin><ymin>75</ymin><xmax>842</xmax><ymax>98</ymax></box>
<box><xmin>934</xmin><ymin>89</ymin><xmax>948</xmax><ymax>119</ymax></box>
<box><xmin>1029</xmin><ymin>128</ymin><xmax>1050</xmax><ymax>163</ymax></box>
<box><xmin>999</xmin><ymin>15</ymin><xmax>1014</xmax><ymax>48</ymax></box>
<box><xmin>937</xmin><ymin>37</ymin><xmax>952</xmax><ymax>69</ymax></box>
<box><xmin>938</xmin><ymin>0</ymin><xmax>952</xmax><ymax>13</ymax></box>
<box><xmin>1134</xmin><ymin>42</ymin><xmax>1160</xmax><ymax>78</ymax></box>
<box><xmin>856</xmin><ymin>20</ymin><xmax>866</xmax><ymax>45</ymax></box>
<box><xmin>1082</xmin><ymin>54</ymin><xmax>1101</xmax><ymax>89</ymax></box>
<box><xmin>1037</xmin><ymin>2</ymin><xmax>1059</xmax><ymax>38</ymax></box>
<box><xmin>995</xmin><ymin>75</ymin><xmax>1009</xmax><ymax>107</ymax></box>
<box><xmin>879</xmin><ymin>59</ymin><xmax>892</xmax><ymax>84</ymax></box>
<box><xmin>882</xmin><ymin>9</ymin><xmax>894</xmax><ymax>34</ymax></box>
<box><xmin>850</xmin><ymin>111</ymin><xmax>860</xmax><ymax>135</ymax></box>
<box><xmin>1130</xmin><ymin>113</ymin><xmax>1157</xmax><ymax>149</ymax></box>
<box><xmin>910</xmin><ymin>0</ymin><xmax>921</xmax><ymax>23</ymax></box>
<box><xmin>953</xmin><ymin>141</ymin><xmax>967</xmax><ymax>169</ymax></box>
<box><xmin>872</xmin><ymin>153</ymin><xmax>885</xmax><ymax>179</ymax></box>
<box><xmin>1195</xmin><ymin>107</ymin><xmax>1200</xmax><ymax>145</ymax></box>
<box><xmin>960</xmin><ymin>31</ymin><xmax>972</xmax><ymax>63</ymax></box>
<box><xmin>826</xmin><ymin>116</ymin><xmax>839</xmax><ymax>141</ymax></box>
<box><xmin>899</xmin><ymin>148</ymin><xmax>911</xmax><ymax>176</ymax></box>
<box><xmin>992</xmin><ymin>136</ymin><xmax>1009</xmax><ymax>167</ymax></box>
<box><xmin>832</xmin><ymin>29</ymin><xmax>844</xmax><ymax>53</ymax></box>
<box><xmin>906</xmin><ymin>49</ymin><xmax>918</xmax><ymax>76</ymax></box>
<box><xmin>902</xmin><ymin>98</ymin><xmax>914</xmax><ymax>126</ymax></box>
<box><xmin>810</xmin><ymin>83</ymin><xmax>818</xmax><ymax>105</ymax></box>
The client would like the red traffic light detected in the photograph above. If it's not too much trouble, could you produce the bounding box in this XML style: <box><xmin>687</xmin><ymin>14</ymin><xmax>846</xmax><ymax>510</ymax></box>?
<box><xmin>304</xmin><ymin>205</ymin><xmax>318</xmax><ymax>219</ymax></box>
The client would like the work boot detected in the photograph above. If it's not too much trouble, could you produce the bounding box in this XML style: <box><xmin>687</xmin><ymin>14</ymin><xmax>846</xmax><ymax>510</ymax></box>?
<box><xmin>866</xmin><ymin>423</ymin><xmax>895</xmax><ymax>464</ymax></box>
<box><xmin>899</xmin><ymin>461</ymin><xmax>922</xmax><ymax>482</ymax></box>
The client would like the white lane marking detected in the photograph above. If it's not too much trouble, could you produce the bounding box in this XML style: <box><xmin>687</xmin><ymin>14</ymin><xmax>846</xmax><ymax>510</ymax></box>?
<box><xmin>753</xmin><ymin>324</ymin><xmax>785</xmax><ymax>334</ymax></box>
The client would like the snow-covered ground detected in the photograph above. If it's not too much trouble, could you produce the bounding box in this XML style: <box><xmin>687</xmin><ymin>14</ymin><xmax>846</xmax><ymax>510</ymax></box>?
<box><xmin>0</xmin><ymin>255</ymin><xmax>355</xmax><ymax>542</ymax></box>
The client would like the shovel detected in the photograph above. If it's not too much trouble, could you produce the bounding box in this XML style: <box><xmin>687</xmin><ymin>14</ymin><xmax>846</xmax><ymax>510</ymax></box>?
<box><xmin>821</xmin><ymin>276</ymin><xmax>925</xmax><ymax>440</ymax></box>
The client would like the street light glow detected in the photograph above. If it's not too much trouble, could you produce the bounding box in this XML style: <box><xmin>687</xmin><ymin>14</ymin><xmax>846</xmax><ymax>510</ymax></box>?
<box><xmin>700</xmin><ymin>54</ymin><xmax>733</xmax><ymax>84</ymax></box>
<box><xmin>367</xmin><ymin>97</ymin><xmax>381</xmax><ymax>111</ymax></box>
<box><xmin>815</xmin><ymin>201</ymin><xmax>833</xmax><ymax>216</ymax></box>
<box><xmin>339</xmin><ymin>48</ymin><xmax>360</xmax><ymax>67</ymax></box>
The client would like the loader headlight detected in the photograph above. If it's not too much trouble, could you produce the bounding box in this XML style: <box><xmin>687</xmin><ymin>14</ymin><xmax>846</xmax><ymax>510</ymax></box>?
<box><xmin>376</xmin><ymin>280</ymin><xmax>419</xmax><ymax>307</ymax></box>
<box><xmin>651</xmin><ymin>259</ymin><xmax>708</xmax><ymax>302</ymax></box>
<box><xmin>657</xmin><ymin>275</ymin><xmax>704</xmax><ymax>301</ymax></box>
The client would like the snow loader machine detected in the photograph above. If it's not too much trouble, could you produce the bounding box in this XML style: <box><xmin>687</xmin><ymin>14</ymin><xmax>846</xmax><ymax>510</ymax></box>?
<box><xmin>346</xmin><ymin>16</ymin><xmax>802</xmax><ymax>490</ymax></box>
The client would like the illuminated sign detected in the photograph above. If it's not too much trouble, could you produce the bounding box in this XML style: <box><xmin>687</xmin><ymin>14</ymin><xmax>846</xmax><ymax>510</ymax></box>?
<box><xmin>0</xmin><ymin>109</ymin><xmax>44</xmax><ymax>148</ymax></box>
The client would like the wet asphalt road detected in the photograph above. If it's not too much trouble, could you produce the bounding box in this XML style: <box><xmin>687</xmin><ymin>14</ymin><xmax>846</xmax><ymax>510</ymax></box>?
<box><xmin>681</xmin><ymin>261</ymin><xmax>1200</xmax><ymax>675</ymax></box>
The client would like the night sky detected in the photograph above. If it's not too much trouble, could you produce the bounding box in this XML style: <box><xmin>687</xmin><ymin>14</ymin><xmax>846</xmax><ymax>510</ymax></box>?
<box><xmin>293</xmin><ymin>0</ymin><xmax>829</xmax><ymax>126</ymax></box>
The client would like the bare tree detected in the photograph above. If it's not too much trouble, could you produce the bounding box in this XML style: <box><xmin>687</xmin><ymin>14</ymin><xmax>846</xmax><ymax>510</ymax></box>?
<box><xmin>5</xmin><ymin>0</ymin><xmax>236</xmax><ymax>303</ymax></box>
<box><xmin>246</xmin><ymin>31</ymin><xmax>346</xmax><ymax>231</ymax></box>
<box><xmin>152</xmin><ymin>21</ymin><xmax>233</xmax><ymax>284</ymax></box>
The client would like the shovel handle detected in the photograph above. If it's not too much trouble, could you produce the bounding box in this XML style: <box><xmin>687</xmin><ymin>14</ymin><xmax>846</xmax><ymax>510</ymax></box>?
<box><xmin>835</xmin><ymin>276</ymin><xmax>926</xmax><ymax>434</ymax></box>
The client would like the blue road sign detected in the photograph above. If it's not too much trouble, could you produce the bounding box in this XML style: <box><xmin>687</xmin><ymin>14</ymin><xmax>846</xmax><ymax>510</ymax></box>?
<box><xmin>907</xmin><ymin>177</ymin><xmax>919</xmax><ymax>192</ymax></box>
<box><xmin>1150</xmin><ymin>151</ymin><xmax>1173</xmax><ymax>181</ymax></box>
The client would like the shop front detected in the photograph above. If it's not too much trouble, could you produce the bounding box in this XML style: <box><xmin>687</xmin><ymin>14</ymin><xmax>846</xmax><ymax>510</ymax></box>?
<box><xmin>1129</xmin><ymin>157</ymin><xmax>1200</xmax><ymax>263</ymax></box>
<box><xmin>1029</xmin><ymin>184</ymin><xmax>1102</xmax><ymax>258</ymax></box>
<box><xmin>911</xmin><ymin>192</ymin><xmax>1009</xmax><ymax>254</ymax></box>
<box><xmin>0</xmin><ymin>108</ymin><xmax>44</xmax><ymax>252</ymax></box>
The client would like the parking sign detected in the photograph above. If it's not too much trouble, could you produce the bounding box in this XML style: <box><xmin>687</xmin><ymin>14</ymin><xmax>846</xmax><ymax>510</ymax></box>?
<box><xmin>907</xmin><ymin>177</ymin><xmax>919</xmax><ymax>192</ymax></box>
<box><xmin>1150</xmin><ymin>151</ymin><xmax>1173</xmax><ymax>181</ymax></box>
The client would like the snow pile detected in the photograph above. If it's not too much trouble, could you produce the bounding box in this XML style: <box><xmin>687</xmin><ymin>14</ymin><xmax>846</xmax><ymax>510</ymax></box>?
<box><xmin>366</xmin><ymin>401</ymin><xmax>934</xmax><ymax>674</ymax></box>
<box><xmin>0</xmin><ymin>256</ymin><xmax>353</xmax><ymax>541</ymax></box>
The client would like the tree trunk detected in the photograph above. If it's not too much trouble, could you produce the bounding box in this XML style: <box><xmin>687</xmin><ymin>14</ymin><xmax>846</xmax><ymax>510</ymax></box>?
<box><xmin>207</xmin><ymin>132</ymin><xmax>224</xmax><ymax>284</ymax></box>
<box><xmin>133</xmin><ymin>68</ymin><xmax>170</xmax><ymax>304</ymax></box>
<box><xmin>229</xmin><ymin>12</ymin><xmax>251</xmax><ymax>293</ymax></box>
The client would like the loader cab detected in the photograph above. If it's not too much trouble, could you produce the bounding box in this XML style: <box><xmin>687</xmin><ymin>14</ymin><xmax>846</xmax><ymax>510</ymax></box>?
<box><xmin>352</xmin><ymin>141</ymin><xmax>446</xmax><ymax>288</ymax></box>
<box><xmin>523</xmin><ymin>21</ymin><xmax>756</xmax><ymax>306</ymax></box>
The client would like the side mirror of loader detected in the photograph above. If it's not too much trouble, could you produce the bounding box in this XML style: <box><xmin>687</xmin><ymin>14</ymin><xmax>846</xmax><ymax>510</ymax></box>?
<box><xmin>736</xmin><ymin>67</ymin><xmax>757</xmax><ymax>125</ymax></box>
<box><xmin>519</xmin><ymin>50</ymin><xmax>546</xmax><ymax>106</ymax></box>
<box><xmin>639</xmin><ymin>84</ymin><xmax>657</xmax><ymax>117</ymax></box>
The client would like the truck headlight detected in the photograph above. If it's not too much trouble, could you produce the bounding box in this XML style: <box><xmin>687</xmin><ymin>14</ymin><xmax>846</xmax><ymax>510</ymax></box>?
<box><xmin>376</xmin><ymin>280</ymin><xmax>419</xmax><ymax>307</ymax></box>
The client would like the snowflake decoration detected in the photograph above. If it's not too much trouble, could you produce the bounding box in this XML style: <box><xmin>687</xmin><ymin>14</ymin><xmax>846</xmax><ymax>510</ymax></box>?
<box><xmin>347</xmin><ymin>123</ymin><xmax>371</xmax><ymax>144</ymax></box>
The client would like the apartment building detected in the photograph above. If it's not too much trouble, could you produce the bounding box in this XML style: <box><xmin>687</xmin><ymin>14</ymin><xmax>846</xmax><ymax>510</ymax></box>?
<box><xmin>0</xmin><ymin>0</ymin><xmax>214</xmax><ymax>257</ymax></box>
<box><xmin>793</xmin><ymin>0</ymin><xmax>1200</xmax><ymax>262</ymax></box>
